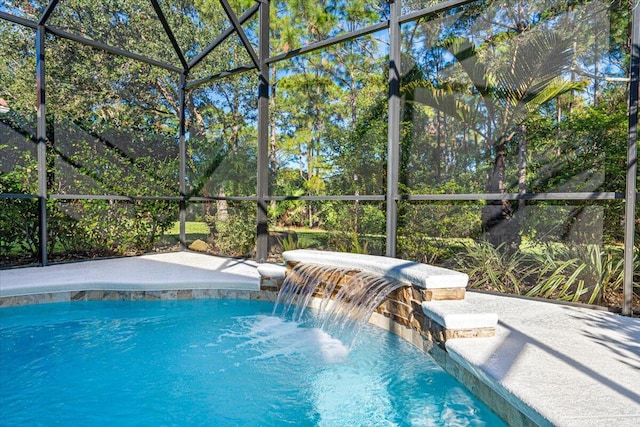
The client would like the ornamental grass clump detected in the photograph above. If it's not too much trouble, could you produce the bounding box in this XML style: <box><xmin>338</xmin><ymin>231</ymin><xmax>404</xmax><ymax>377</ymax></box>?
<box><xmin>453</xmin><ymin>241</ymin><xmax>535</xmax><ymax>295</ymax></box>
<box><xmin>455</xmin><ymin>241</ymin><xmax>638</xmax><ymax>311</ymax></box>
<box><xmin>526</xmin><ymin>245</ymin><xmax>633</xmax><ymax>306</ymax></box>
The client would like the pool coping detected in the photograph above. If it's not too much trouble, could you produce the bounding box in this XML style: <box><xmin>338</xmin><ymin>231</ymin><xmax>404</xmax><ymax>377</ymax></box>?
<box><xmin>2</xmin><ymin>251</ymin><xmax>640</xmax><ymax>426</ymax></box>
<box><xmin>282</xmin><ymin>249</ymin><xmax>468</xmax><ymax>289</ymax></box>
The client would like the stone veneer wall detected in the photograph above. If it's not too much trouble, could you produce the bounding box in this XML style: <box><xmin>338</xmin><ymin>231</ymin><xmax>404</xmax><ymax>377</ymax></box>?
<box><xmin>377</xmin><ymin>287</ymin><xmax>495</xmax><ymax>349</ymax></box>
<box><xmin>0</xmin><ymin>289</ymin><xmax>279</xmax><ymax>308</ymax></box>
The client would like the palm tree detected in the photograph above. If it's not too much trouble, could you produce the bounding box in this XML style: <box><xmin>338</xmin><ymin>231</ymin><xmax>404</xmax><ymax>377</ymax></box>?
<box><xmin>407</xmin><ymin>30</ymin><xmax>586</xmax><ymax>251</ymax></box>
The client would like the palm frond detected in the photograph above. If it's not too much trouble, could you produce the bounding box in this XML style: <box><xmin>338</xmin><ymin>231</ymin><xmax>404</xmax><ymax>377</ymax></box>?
<box><xmin>494</xmin><ymin>32</ymin><xmax>575</xmax><ymax>108</ymax></box>
<box><xmin>405</xmin><ymin>78</ymin><xmax>474</xmax><ymax>125</ymax></box>
<box><xmin>441</xmin><ymin>36</ymin><xmax>497</xmax><ymax>120</ymax></box>
<box><xmin>524</xmin><ymin>77</ymin><xmax>588</xmax><ymax>114</ymax></box>
<box><xmin>442</xmin><ymin>36</ymin><xmax>492</xmax><ymax>97</ymax></box>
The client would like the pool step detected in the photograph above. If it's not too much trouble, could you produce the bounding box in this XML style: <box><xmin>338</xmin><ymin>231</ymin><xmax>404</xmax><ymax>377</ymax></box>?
<box><xmin>422</xmin><ymin>299</ymin><xmax>498</xmax><ymax>343</ymax></box>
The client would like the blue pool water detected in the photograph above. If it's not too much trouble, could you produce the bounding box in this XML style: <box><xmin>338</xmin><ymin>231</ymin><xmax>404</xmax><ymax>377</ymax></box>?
<box><xmin>0</xmin><ymin>299</ymin><xmax>506</xmax><ymax>426</ymax></box>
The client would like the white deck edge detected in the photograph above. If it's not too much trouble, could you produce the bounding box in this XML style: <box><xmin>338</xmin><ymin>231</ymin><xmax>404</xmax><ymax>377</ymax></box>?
<box><xmin>422</xmin><ymin>299</ymin><xmax>499</xmax><ymax>330</ymax></box>
<box><xmin>0</xmin><ymin>252</ymin><xmax>261</xmax><ymax>297</ymax></box>
<box><xmin>282</xmin><ymin>249</ymin><xmax>468</xmax><ymax>289</ymax></box>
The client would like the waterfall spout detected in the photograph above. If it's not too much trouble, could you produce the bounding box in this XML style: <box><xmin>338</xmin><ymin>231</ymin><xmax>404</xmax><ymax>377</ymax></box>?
<box><xmin>273</xmin><ymin>263</ymin><xmax>409</xmax><ymax>339</ymax></box>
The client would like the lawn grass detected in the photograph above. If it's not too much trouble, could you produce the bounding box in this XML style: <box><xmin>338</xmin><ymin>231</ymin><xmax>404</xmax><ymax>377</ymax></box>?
<box><xmin>166</xmin><ymin>221</ymin><xmax>211</xmax><ymax>235</ymax></box>
<box><xmin>158</xmin><ymin>221</ymin><xmax>211</xmax><ymax>247</ymax></box>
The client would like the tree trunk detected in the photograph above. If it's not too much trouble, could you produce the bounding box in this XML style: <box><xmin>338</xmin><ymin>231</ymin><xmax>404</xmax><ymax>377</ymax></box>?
<box><xmin>216</xmin><ymin>185</ymin><xmax>228</xmax><ymax>222</ymax></box>
<box><xmin>481</xmin><ymin>136</ymin><xmax>519</xmax><ymax>251</ymax></box>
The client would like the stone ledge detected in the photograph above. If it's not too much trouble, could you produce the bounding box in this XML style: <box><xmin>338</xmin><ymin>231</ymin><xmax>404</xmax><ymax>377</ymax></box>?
<box><xmin>422</xmin><ymin>299</ymin><xmax>498</xmax><ymax>332</ymax></box>
<box><xmin>282</xmin><ymin>249</ymin><xmax>468</xmax><ymax>290</ymax></box>
<box><xmin>257</xmin><ymin>263</ymin><xmax>287</xmax><ymax>279</ymax></box>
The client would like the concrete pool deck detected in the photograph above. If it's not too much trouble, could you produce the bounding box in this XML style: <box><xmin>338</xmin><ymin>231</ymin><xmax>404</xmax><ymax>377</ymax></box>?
<box><xmin>0</xmin><ymin>252</ymin><xmax>261</xmax><ymax>298</ymax></box>
<box><xmin>1</xmin><ymin>251</ymin><xmax>639</xmax><ymax>426</ymax></box>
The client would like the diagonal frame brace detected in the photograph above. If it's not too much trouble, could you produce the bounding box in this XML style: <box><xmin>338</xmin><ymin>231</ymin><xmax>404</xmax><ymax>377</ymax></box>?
<box><xmin>188</xmin><ymin>2</ymin><xmax>260</xmax><ymax>70</ymax></box>
<box><xmin>218</xmin><ymin>0</ymin><xmax>260</xmax><ymax>69</ymax></box>
<box><xmin>38</xmin><ymin>0</ymin><xmax>60</xmax><ymax>26</ymax></box>
<box><xmin>185</xmin><ymin>64</ymin><xmax>256</xmax><ymax>90</ymax></box>
<box><xmin>45</xmin><ymin>25</ymin><xmax>182</xmax><ymax>73</ymax></box>
<box><xmin>149</xmin><ymin>0</ymin><xmax>188</xmax><ymax>70</ymax></box>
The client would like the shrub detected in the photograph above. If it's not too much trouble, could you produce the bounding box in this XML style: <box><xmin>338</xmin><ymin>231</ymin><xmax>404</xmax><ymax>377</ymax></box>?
<box><xmin>210</xmin><ymin>203</ymin><xmax>256</xmax><ymax>257</ymax></box>
<box><xmin>453</xmin><ymin>241</ymin><xmax>535</xmax><ymax>294</ymax></box>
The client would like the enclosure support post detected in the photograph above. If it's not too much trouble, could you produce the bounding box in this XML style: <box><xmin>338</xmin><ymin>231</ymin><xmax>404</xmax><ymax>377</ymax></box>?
<box><xmin>386</xmin><ymin>0</ymin><xmax>401</xmax><ymax>258</ymax></box>
<box><xmin>256</xmin><ymin>0</ymin><xmax>270</xmax><ymax>262</ymax></box>
<box><xmin>179</xmin><ymin>72</ymin><xmax>187</xmax><ymax>250</ymax></box>
<box><xmin>623</xmin><ymin>0</ymin><xmax>639</xmax><ymax>316</ymax></box>
<box><xmin>36</xmin><ymin>25</ymin><xmax>48</xmax><ymax>266</ymax></box>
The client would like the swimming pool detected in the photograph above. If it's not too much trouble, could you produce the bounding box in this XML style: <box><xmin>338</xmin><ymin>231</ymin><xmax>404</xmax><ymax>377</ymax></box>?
<box><xmin>1</xmin><ymin>299</ymin><xmax>506</xmax><ymax>426</ymax></box>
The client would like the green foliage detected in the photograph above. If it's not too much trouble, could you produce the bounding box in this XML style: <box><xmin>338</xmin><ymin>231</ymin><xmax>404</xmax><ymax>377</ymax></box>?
<box><xmin>454</xmin><ymin>241</ymin><xmax>636</xmax><ymax>308</ymax></box>
<box><xmin>0</xmin><ymin>196</ymin><xmax>176</xmax><ymax>263</ymax></box>
<box><xmin>399</xmin><ymin>198</ymin><xmax>483</xmax><ymax>243</ymax></box>
<box><xmin>397</xmin><ymin>234</ymin><xmax>463</xmax><ymax>265</ymax></box>
<box><xmin>330</xmin><ymin>232</ymin><xmax>370</xmax><ymax>255</ymax></box>
<box><xmin>0</xmin><ymin>198</ymin><xmax>39</xmax><ymax>260</ymax></box>
<box><xmin>210</xmin><ymin>204</ymin><xmax>256</xmax><ymax>257</ymax></box>
<box><xmin>526</xmin><ymin>245</ymin><xmax>632</xmax><ymax>305</ymax></box>
<box><xmin>525</xmin><ymin>91</ymin><xmax>628</xmax><ymax>243</ymax></box>
<box><xmin>292</xmin><ymin>230</ymin><xmax>329</xmax><ymax>250</ymax></box>
<box><xmin>453</xmin><ymin>241</ymin><xmax>535</xmax><ymax>294</ymax></box>
<box><xmin>281</xmin><ymin>234</ymin><xmax>300</xmax><ymax>252</ymax></box>
<box><xmin>525</xmin><ymin>251</ymin><xmax>590</xmax><ymax>302</ymax></box>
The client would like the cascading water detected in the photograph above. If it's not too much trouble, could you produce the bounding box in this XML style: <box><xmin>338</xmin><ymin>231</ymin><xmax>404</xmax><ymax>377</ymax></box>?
<box><xmin>322</xmin><ymin>270</ymin><xmax>407</xmax><ymax>328</ymax></box>
<box><xmin>272</xmin><ymin>264</ymin><xmax>352</xmax><ymax>322</ymax></box>
<box><xmin>272</xmin><ymin>263</ymin><xmax>409</xmax><ymax>345</ymax></box>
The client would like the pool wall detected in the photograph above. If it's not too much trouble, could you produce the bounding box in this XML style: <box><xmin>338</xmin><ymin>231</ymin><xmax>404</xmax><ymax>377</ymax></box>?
<box><xmin>0</xmin><ymin>289</ymin><xmax>276</xmax><ymax>307</ymax></box>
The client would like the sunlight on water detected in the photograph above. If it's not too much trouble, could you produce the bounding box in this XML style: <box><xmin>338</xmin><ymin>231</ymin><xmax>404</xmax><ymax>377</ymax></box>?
<box><xmin>0</xmin><ymin>300</ymin><xmax>506</xmax><ymax>426</ymax></box>
<box><xmin>228</xmin><ymin>315</ymin><xmax>350</xmax><ymax>363</ymax></box>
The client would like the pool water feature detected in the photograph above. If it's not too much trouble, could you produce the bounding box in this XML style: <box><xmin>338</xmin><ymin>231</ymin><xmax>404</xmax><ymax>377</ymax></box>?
<box><xmin>1</xmin><ymin>299</ymin><xmax>506</xmax><ymax>426</ymax></box>
<box><xmin>274</xmin><ymin>262</ymin><xmax>410</xmax><ymax>346</ymax></box>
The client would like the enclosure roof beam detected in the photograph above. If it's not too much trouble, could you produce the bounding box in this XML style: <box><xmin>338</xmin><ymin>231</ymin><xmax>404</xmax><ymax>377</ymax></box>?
<box><xmin>263</xmin><ymin>0</ymin><xmax>476</xmax><ymax>66</ymax></box>
<box><xmin>185</xmin><ymin>64</ymin><xmax>256</xmax><ymax>90</ymax></box>
<box><xmin>38</xmin><ymin>0</ymin><xmax>60</xmax><ymax>26</ymax></box>
<box><xmin>0</xmin><ymin>11</ymin><xmax>38</xmax><ymax>29</ymax></box>
<box><xmin>49</xmin><ymin>194</ymin><xmax>184</xmax><ymax>201</ymax></box>
<box><xmin>219</xmin><ymin>0</ymin><xmax>260</xmax><ymax>68</ymax></box>
<box><xmin>45</xmin><ymin>25</ymin><xmax>182</xmax><ymax>73</ymax></box>
<box><xmin>398</xmin><ymin>0</ymin><xmax>477</xmax><ymax>24</ymax></box>
<box><xmin>149</xmin><ymin>0</ymin><xmax>188</xmax><ymax>70</ymax></box>
<box><xmin>188</xmin><ymin>2</ymin><xmax>260</xmax><ymax>71</ymax></box>
<box><xmin>266</xmin><ymin>21</ymin><xmax>388</xmax><ymax>64</ymax></box>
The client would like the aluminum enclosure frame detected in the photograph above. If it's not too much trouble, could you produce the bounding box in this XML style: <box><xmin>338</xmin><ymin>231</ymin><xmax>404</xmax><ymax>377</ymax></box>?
<box><xmin>0</xmin><ymin>0</ymin><xmax>637</xmax><ymax>315</ymax></box>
